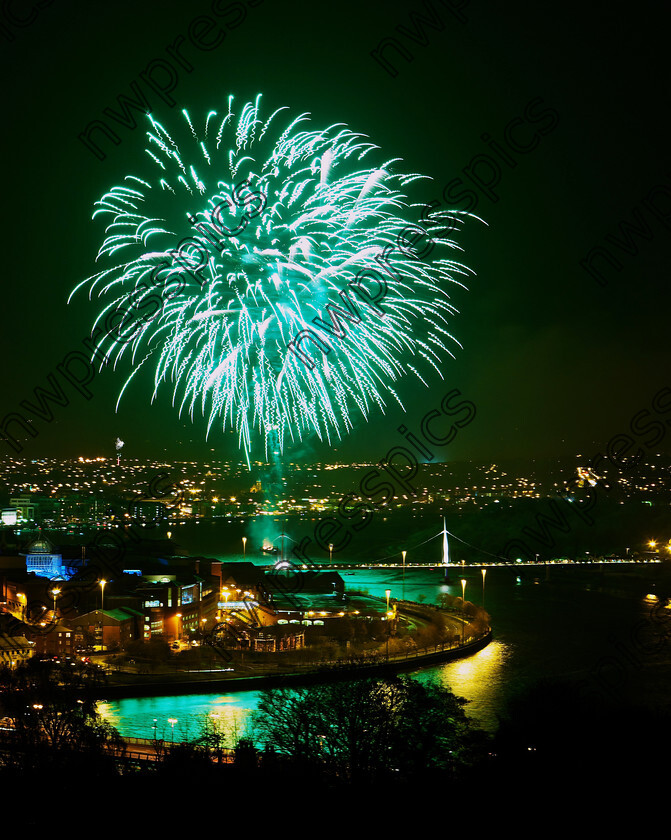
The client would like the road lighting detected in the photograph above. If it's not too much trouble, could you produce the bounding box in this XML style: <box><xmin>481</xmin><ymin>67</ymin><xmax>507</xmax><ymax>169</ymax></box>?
<box><xmin>99</xmin><ymin>579</ymin><xmax>107</xmax><ymax>651</ymax></box>
<box><xmin>168</xmin><ymin>718</ymin><xmax>177</xmax><ymax>743</ymax></box>
<box><xmin>384</xmin><ymin>590</ymin><xmax>392</xmax><ymax>661</ymax></box>
<box><xmin>481</xmin><ymin>569</ymin><xmax>487</xmax><ymax>610</ymax></box>
<box><xmin>460</xmin><ymin>578</ymin><xmax>467</xmax><ymax>644</ymax></box>
<box><xmin>402</xmin><ymin>550</ymin><xmax>407</xmax><ymax>600</ymax></box>
<box><xmin>242</xmin><ymin>536</ymin><xmax>247</xmax><ymax>559</ymax></box>
<box><xmin>329</xmin><ymin>543</ymin><xmax>333</xmax><ymax>563</ymax></box>
<box><xmin>51</xmin><ymin>588</ymin><xmax>61</xmax><ymax>620</ymax></box>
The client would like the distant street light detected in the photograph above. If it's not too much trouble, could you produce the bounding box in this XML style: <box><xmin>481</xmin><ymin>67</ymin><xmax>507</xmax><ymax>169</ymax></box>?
<box><xmin>402</xmin><ymin>551</ymin><xmax>407</xmax><ymax>600</ymax></box>
<box><xmin>242</xmin><ymin>537</ymin><xmax>247</xmax><ymax>559</ymax></box>
<box><xmin>52</xmin><ymin>588</ymin><xmax>61</xmax><ymax>619</ymax></box>
<box><xmin>460</xmin><ymin>579</ymin><xmax>467</xmax><ymax>644</ymax></box>
<box><xmin>168</xmin><ymin>718</ymin><xmax>177</xmax><ymax>743</ymax></box>
<box><xmin>99</xmin><ymin>579</ymin><xmax>107</xmax><ymax>651</ymax></box>
<box><xmin>329</xmin><ymin>543</ymin><xmax>333</xmax><ymax>563</ymax></box>
<box><xmin>384</xmin><ymin>592</ymin><xmax>393</xmax><ymax>662</ymax></box>
<box><xmin>481</xmin><ymin>569</ymin><xmax>487</xmax><ymax>610</ymax></box>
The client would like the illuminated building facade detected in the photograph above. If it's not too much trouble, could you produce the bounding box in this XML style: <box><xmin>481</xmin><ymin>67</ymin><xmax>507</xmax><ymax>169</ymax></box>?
<box><xmin>9</xmin><ymin>496</ymin><xmax>37</xmax><ymax>522</ymax></box>
<box><xmin>22</xmin><ymin>537</ymin><xmax>67</xmax><ymax>580</ymax></box>
<box><xmin>0</xmin><ymin>633</ymin><xmax>33</xmax><ymax>667</ymax></box>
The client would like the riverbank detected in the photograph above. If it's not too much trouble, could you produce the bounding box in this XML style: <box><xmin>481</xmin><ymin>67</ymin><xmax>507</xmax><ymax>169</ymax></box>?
<box><xmin>97</xmin><ymin>565</ymin><xmax>671</xmax><ymax>739</ymax></box>
<box><xmin>99</xmin><ymin>630</ymin><xmax>493</xmax><ymax>699</ymax></box>
<box><xmin>97</xmin><ymin>594</ymin><xmax>491</xmax><ymax>698</ymax></box>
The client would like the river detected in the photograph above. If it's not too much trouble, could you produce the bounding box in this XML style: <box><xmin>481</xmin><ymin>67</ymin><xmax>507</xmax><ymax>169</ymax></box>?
<box><xmin>98</xmin><ymin>562</ymin><xmax>671</xmax><ymax>741</ymax></box>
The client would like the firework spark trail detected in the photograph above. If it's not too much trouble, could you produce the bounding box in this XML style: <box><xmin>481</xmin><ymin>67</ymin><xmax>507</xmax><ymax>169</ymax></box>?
<box><xmin>71</xmin><ymin>94</ymin><xmax>482</xmax><ymax>467</ymax></box>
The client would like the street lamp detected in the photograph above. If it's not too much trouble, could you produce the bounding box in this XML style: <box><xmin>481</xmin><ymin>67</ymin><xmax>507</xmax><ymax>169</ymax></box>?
<box><xmin>52</xmin><ymin>588</ymin><xmax>61</xmax><ymax>620</ymax></box>
<box><xmin>384</xmin><ymin>590</ymin><xmax>393</xmax><ymax>661</ymax></box>
<box><xmin>329</xmin><ymin>543</ymin><xmax>333</xmax><ymax>563</ymax></box>
<box><xmin>481</xmin><ymin>569</ymin><xmax>486</xmax><ymax>610</ymax></box>
<box><xmin>402</xmin><ymin>550</ymin><xmax>407</xmax><ymax>600</ymax></box>
<box><xmin>460</xmin><ymin>578</ymin><xmax>467</xmax><ymax>644</ymax></box>
<box><xmin>242</xmin><ymin>536</ymin><xmax>247</xmax><ymax>559</ymax></box>
<box><xmin>168</xmin><ymin>718</ymin><xmax>177</xmax><ymax>743</ymax></box>
<box><xmin>99</xmin><ymin>579</ymin><xmax>107</xmax><ymax>651</ymax></box>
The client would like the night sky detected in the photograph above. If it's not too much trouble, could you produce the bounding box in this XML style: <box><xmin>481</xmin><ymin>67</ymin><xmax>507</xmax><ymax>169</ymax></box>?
<box><xmin>2</xmin><ymin>0</ymin><xmax>669</xmax><ymax>465</ymax></box>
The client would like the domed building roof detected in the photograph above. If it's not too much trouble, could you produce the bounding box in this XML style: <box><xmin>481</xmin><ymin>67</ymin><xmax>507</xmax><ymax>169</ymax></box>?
<box><xmin>26</xmin><ymin>536</ymin><xmax>54</xmax><ymax>555</ymax></box>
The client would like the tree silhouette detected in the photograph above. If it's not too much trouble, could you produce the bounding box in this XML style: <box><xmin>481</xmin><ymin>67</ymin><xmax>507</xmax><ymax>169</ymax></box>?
<box><xmin>0</xmin><ymin>657</ymin><xmax>125</xmax><ymax>776</ymax></box>
<box><xmin>253</xmin><ymin>675</ymin><xmax>485</xmax><ymax>784</ymax></box>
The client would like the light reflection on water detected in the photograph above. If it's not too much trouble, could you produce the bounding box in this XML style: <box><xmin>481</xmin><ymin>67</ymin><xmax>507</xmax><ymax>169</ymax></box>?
<box><xmin>99</xmin><ymin>644</ymin><xmax>511</xmax><ymax>739</ymax></box>
<box><xmin>411</xmin><ymin>641</ymin><xmax>513</xmax><ymax>730</ymax></box>
<box><xmin>99</xmin><ymin>565</ymin><xmax>671</xmax><ymax>739</ymax></box>
<box><xmin>98</xmin><ymin>691</ymin><xmax>259</xmax><ymax>742</ymax></box>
